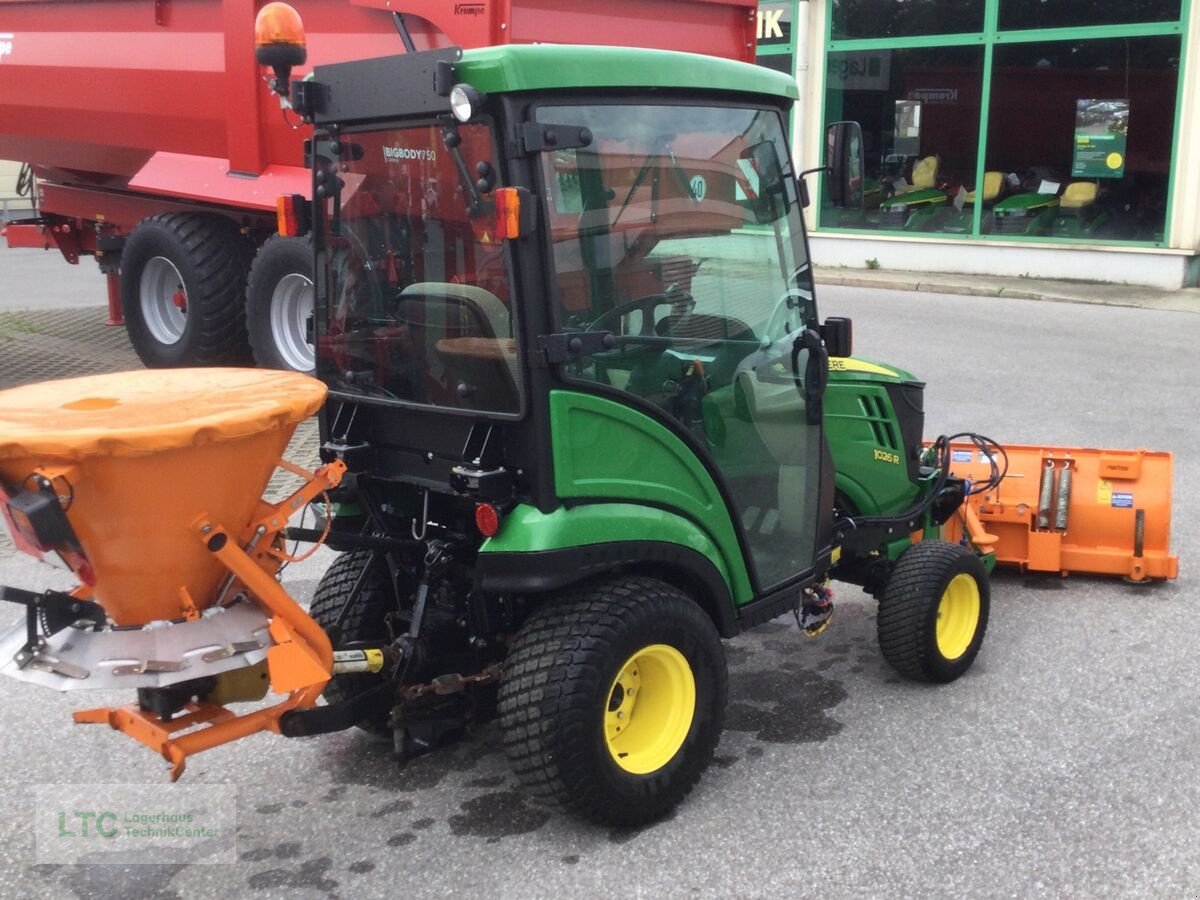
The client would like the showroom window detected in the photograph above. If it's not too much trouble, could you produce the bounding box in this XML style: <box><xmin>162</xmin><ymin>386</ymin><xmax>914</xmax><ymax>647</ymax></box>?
<box><xmin>818</xmin><ymin>0</ymin><xmax>1187</xmax><ymax>245</ymax></box>
<box><xmin>997</xmin><ymin>0</ymin><xmax>1181</xmax><ymax>33</ymax></box>
<box><xmin>832</xmin><ymin>0</ymin><xmax>984</xmax><ymax>41</ymax></box>
<box><xmin>824</xmin><ymin>47</ymin><xmax>985</xmax><ymax>235</ymax></box>
<box><xmin>986</xmin><ymin>37</ymin><xmax>1180</xmax><ymax>242</ymax></box>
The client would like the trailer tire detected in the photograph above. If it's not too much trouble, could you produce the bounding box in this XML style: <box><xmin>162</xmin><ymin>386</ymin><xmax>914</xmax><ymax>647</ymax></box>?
<box><xmin>310</xmin><ymin>550</ymin><xmax>407</xmax><ymax>736</ymax></box>
<box><xmin>499</xmin><ymin>575</ymin><xmax>727</xmax><ymax>827</ymax></box>
<box><xmin>877</xmin><ymin>540</ymin><xmax>990</xmax><ymax>684</ymax></box>
<box><xmin>120</xmin><ymin>213</ymin><xmax>253</xmax><ymax>367</ymax></box>
<box><xmin>247</xmin><ymin>235</ymin><xmax>315</xmax><ymax>373</ymax></box>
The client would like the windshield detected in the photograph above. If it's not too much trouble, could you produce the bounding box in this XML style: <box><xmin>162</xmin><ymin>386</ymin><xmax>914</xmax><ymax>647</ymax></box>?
<box><xmin>537</xmin><ymin>103</ymin><xmax>815</xmax><ymax>349</ymax></box>
<box><xmin>317</xmin><ymin>122</ymin><xmax>522</xmax><ymax>415</ymax></box>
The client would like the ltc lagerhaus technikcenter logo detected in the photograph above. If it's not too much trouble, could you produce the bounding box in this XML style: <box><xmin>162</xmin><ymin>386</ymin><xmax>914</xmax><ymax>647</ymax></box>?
<box><xmin>35</xmin><ymin>784</ymin><xmax>237</xmax><ymax>865</ymax></box>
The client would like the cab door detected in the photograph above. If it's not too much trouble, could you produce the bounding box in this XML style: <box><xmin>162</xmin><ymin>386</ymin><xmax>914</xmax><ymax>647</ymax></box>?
<box><xmin>533</xmin><ymin>100</ymin><xmax>831</xmax><ymax>592</ymax></box>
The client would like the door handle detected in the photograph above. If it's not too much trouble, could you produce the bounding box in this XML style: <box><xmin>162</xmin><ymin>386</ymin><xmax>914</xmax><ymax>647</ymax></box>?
<box><xmin>791</xmin><ymin>329</ymin><xmax>828</xmax><ymax>425</ymax></box>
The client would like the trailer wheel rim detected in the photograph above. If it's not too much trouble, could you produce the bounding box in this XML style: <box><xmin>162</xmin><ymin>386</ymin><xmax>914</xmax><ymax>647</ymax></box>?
<box><xmin>604</xmin><ymin>644</ymin><xmax>695</xmax><ymax>775</ymax></box>
<box><xmin>269</xmin><ymin>272</ymin><xmax>315</xmax><ymax>371</ymax></box>
<box><xmin>936</xmin><ymin>573</ymin><xmax>981</xmax><ymax>660</ymax></box>
<box><xmin>140</xmin><ymin>256</ymin><xmax>188</xmax><ymax>345</ymax></box>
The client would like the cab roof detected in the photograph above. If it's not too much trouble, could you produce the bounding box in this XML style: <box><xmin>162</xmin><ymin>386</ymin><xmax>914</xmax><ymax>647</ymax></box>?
<box><xmin>455</xmin><ymin>44</ymin><xmax>799</xmax><ymax>101</ymax></box>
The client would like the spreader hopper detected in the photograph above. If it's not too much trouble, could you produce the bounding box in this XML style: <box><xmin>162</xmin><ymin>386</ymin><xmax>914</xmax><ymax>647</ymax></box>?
<box><xmin>0</xmin><ymin>368</ymin><xmax>343</xmax><ymax>777</ymax></box>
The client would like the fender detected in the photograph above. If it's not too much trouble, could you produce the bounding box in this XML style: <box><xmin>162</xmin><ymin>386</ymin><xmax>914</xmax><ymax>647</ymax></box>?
<box><xmin>478</xmin><ymin>503</ymin><xmax>747</xmax><ymax>636</ymax></box>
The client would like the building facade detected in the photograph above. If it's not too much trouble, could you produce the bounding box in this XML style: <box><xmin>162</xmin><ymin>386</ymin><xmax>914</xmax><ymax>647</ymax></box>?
<box><xmin>757</xmin><ymin>0</ymin><xmax>1199</xmax><ymax>288</ymax></box>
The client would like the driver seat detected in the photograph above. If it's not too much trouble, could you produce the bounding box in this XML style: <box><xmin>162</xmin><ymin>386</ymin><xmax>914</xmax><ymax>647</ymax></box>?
<box><xmin>397</xmin><ymin>283</ymin><xmax>519</xmax><ymax>410</ymax></box>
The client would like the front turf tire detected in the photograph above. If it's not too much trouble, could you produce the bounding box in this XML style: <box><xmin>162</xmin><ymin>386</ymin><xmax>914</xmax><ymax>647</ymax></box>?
<box><xmin>499</xmin><ymin>575</ymin><xmax>727</xmax><ymax>827</ymax></box>
<box><xmin>877</xmin><ymin>540</ymin><xmax>990</xmax><ymax>684</ymax></box>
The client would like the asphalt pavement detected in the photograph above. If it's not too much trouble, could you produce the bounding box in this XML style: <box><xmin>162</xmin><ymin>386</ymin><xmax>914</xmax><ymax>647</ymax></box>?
<box><xmin>0</xmin><ymin>249</ymin><xmax>1196</xmax><ymax>898</ymax></box>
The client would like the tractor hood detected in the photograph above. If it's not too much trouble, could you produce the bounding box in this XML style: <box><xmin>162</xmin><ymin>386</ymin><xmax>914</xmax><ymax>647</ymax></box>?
<box><xmin>829</xmin><ymin>356</ymin><xmax>920</xmax><ymax>384</ymax></box>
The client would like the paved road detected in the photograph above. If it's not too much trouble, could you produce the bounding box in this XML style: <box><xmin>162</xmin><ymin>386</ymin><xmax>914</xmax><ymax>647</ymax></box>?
<box><xmin>0</xmin><ymin>247</ymin><xmax>107</xmax><ymax>310</ymax></box>
<box><xmin>0</xmin><ymin>253</ymin><xmax>1195</xmax><ymax>898</ymax></box>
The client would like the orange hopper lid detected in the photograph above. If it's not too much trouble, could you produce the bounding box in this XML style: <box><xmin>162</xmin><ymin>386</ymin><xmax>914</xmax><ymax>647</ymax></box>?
<box><xmin>0</xmin><ymin>368</ymin><xmax>327</xmax><ymax>462</ymax></box>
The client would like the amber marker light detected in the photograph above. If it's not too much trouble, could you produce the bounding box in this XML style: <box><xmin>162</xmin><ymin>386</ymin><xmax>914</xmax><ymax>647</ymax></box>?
<box><xmin>275</xmin><ymin>194</ymin><xmax>307</xmax><ymax>237</ymax></box>
<box><xmin>494</xmin><ymin>187</ymin><xmax>521</xmax><ymax>240</ymax></box>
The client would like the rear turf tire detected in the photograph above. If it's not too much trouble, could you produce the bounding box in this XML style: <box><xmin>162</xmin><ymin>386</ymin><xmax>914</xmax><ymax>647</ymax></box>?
<box><xmin>119</xmin><ymin>213</ymin><xmax>253</xmax><ymax>367</ymax></box>
<box><xmin>499</xmin><ymin>575</ymin><xmax>727</xmax><ymax>827</ymax></box>
<box><xmin>877</xmin><ymin>540</ymin><xmax>990</xmax><ymax>684</ymax></box>
<box><xmin>310</xmin><ymin>551</ymin><xmax>405</xmax><ymax>735</ymax></box>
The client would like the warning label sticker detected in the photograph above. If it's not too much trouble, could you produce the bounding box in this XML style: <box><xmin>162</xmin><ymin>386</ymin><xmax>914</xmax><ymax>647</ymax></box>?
<box><xmin>952</xmin><ymin>450</ymin><xmax>973</xmax><ymax>463</ymax></box>
<box><xmin>1097</xmin><ymin>479</ymin><xmax>1112</xmax><ymax>505</ymax></box>
<box><xmin>1111</xmin><ymin>492</ymin><xmax>1134</xmax><ymax>508</ymax></box>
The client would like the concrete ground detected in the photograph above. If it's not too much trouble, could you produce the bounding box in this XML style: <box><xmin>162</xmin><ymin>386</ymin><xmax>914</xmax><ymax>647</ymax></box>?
<box><xmin>0</xmin><ymin>250</ymin><xmax>1195</xmax><ymax>899</ymax></box>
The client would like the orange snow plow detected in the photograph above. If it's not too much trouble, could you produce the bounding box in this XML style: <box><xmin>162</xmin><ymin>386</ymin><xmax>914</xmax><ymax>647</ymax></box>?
<box><xmin>0</xmin><ymin>369</ymin><xmax>342</xmax><ymax>778</ymax></box>
<box><xmin>938</xmin><ymin>443</ymin><xmax>1178</xmax><ymax>582</ymax></box>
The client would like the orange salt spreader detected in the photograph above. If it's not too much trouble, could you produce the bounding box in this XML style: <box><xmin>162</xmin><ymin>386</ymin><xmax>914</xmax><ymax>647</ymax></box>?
<box><xmin>0</xmin><ymin>368</ymin><xmax>345</xmax><ymax>778</ymax></box>
<box><xmin>936</xmin><ymin>442</ymin><xmax>1178</xmax><ymax>582</ymax></box>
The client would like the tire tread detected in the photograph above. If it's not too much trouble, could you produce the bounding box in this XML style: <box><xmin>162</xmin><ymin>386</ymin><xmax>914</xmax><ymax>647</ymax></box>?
<box><xmin>877</xmin><ymin>540</ymin><xmax>989</xmax><ymax>683</ymax></box>
<box><xmin>309</xmin><ymin>551</ymin><xmax>400</xmax><ymax>731</ymax></box>
<box><xmin>120</xmin><ymin>213</ymin><xmax>253</xmax><ymax>366</ymax></box>
<box><xmin>246</xmin><ymin>234</ymin><xmax>314</xmax><ymax>371</ymax></box>
<box><xmin>498</xmin><ymin>575</ymin><xmax>726</xmax><ymax>826</ymax></box>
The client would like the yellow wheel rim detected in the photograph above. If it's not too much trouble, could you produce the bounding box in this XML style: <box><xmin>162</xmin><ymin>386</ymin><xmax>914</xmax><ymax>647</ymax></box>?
<box><xmin>604</xmin><ymin>644</ymin><xmax>696</xmax><ymax>775</ymax></box>
<box><xmin>936</xmin><ymin>573</ymin><xmax>981</xmax><ymax>660</ymax></box>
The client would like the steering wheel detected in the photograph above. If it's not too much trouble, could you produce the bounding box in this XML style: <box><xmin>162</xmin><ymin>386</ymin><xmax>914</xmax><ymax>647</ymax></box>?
<box><xmin>585</xmin><ymin>293</ymin><xmax>673</xmax><ymax>336</ymax></box>
<box><xmin>330</xmin><ymin>230</ymin><xmax>391</xmax><ymax>316</ymax></box>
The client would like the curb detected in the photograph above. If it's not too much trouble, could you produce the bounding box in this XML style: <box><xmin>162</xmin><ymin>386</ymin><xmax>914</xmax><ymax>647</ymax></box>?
<box><xmin>815</xmin><ymin>271</ymin><xmax>1200</xmax><ymax>313</ymax></box>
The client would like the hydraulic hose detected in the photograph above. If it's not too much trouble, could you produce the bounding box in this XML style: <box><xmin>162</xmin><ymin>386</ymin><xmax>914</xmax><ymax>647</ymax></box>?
<box><xmin>833</xmin><ymin>432</ymin><xmax>1008</xmax><ymax>536</ymax></box>
<box><xmin>15</xmin><ymin>163</ymin><xmax>33</xmax><ymax>198</ymax></box>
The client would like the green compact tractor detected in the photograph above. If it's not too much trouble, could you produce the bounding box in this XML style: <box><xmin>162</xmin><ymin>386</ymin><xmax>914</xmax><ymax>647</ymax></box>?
<box><xmin>991</xmin><ymin>190</ymin><xmax>1061</xmax><ymax>235</ymax></box>
<box><xmin>263</xmin><ymin>32</ymin><xmax>991</xmax><ymax>826</ymax></box>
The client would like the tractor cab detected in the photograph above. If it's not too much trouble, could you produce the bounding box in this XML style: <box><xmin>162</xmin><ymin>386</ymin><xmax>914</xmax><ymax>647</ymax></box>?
<box><xmin>298</xmin><ymin>44</ymin><xmax>854</xmax><ymax>598</ymax></box>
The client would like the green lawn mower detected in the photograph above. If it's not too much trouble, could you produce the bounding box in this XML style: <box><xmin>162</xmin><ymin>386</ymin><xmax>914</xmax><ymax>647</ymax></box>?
<box><xmin>941</xmin><ymin>171</ymin><xmax>1006</xmax><ymax>235</ymax></box>
<box><xmin>1048</xmin><ymin>182</ymin><xmax>1112</xmax><ymax>238</ymax></box>
<box><xmin>876</xmin><ymin>154</ymin><xmax>950</xmax><ymax>231</ymax></box>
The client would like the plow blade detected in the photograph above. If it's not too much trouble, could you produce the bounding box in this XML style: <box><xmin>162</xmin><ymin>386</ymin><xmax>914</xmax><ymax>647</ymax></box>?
<box><xmin>940</xmin><ymin>443</ymin><xmax>1178</xmax><ymax>582</ymax></box>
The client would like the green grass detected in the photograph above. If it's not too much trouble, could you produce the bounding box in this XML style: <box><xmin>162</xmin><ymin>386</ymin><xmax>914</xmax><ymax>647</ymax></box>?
<box><xmin>0</xmin><ymin>312</ymin><xmax>41</xmax><ymax>340</ymax></box>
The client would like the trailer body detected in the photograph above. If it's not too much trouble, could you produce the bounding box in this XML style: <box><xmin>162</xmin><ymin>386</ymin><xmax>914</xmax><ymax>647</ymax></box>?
<box><xmin>0</xmin><ymin>0</ymin><xmax>757</xmax><ymax>364</ymax></box>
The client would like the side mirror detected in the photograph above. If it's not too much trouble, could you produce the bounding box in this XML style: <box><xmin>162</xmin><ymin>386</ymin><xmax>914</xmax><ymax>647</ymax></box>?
<box><xmin>821</xmin><ymin>316</ymin><xmax>852</xmax><ymax>359</ymax></box>
<box><xmin>825</xmin><ymin>121</ymin><xmax>864</xmax><ymax>210</ymax></box>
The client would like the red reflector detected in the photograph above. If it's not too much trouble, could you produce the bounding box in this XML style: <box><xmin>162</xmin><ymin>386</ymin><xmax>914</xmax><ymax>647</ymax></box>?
<box><xmin>475</xmin><ymin>503</ymin><xmax>501</xmax><ymax>537</ymax></box>
<box><xmin>68</xmin><ymin>553</ymin><xmax>98</xmax><ymax>588</ymax></box>
<box><xmin>494</xmin><ymin>188</ymin><xmax>520</xmax><ymax>240</ymax></box>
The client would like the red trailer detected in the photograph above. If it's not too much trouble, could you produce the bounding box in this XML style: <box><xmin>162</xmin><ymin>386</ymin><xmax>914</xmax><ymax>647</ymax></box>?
<box><xmin>0</xmin><ymin>0</ymin><xmax>757</xmax><ymax>370</ymax></box>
